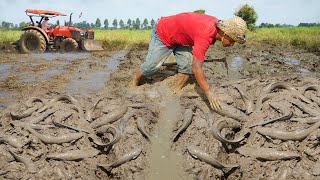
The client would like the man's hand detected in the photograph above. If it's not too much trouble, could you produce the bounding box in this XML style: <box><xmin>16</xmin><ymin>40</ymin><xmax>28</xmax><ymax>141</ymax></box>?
<box><xmin>205</xmin><ymin>87</ymin><xmax>222</xmax><ymax>111</ymax></box>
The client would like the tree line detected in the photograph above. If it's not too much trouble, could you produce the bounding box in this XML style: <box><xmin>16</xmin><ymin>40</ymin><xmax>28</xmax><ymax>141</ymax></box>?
<box><xmin>0</xmin><ymin>17</ymin><xmax>157</xmax><ymax>30</ymax></box>
<box><xmin>1</xmin><ymin>4</ymin><xmax>319</xmax><ymax>30</ymax></box>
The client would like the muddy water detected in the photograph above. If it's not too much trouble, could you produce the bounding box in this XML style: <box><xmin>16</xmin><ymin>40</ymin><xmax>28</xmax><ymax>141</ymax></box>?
<box><xmin>65</xmin><ymin>50</ymin><xmax>129</xmax><ymax>95</ymax></box>
<box><xmin>147</xmin><ymin>85</ymin><xmax>185</xmax><ymax>180</ymax></box>
<box><xmin>0</xmin><ymin>43</ymin><xmax>320</xmax><ymax>179</ymax></box>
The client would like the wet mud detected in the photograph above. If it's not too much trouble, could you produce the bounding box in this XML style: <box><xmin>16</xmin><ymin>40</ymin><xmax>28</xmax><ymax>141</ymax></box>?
<box><xmin>0</xmin><ymin>43</ymin><xmax>320</xmax><ymax>179</ymax></box>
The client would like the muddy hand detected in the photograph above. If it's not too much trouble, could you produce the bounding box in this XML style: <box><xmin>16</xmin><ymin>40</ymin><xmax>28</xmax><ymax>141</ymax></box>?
<box><xmin>205</xmin><ymin>87</ymin><xmax>222</xmax><ymax>111</ymax></box>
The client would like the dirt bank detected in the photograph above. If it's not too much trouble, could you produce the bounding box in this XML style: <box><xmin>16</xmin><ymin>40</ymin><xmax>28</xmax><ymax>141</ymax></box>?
<box><xmin>0</xmin><ymin>43</ymin><xmax>320</xmax><ymax>179</ymax></box>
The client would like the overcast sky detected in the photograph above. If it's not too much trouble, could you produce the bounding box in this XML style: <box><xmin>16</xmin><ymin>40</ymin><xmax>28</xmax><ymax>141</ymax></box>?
<box><xmin>0</xmin><ymin>0</ymin><xmax>319</xmax><ymax>26</ymax></box>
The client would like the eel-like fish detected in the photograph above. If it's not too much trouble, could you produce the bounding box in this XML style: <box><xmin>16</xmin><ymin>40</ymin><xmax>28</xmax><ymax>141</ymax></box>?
<box><xmin>0</xmin><ymin>135</ymin><xmax>23</xmax><ymax>148</ymax></box>
<box><xmin>233</xmin><ymin>85</ymin><xmax>255</xmax><ymax>114</ymax></box>
<box><xmin>290</xmin><ymin>99</ymin><xmax>320</xmax><ymax>117</ymax></box>
<box><xmin>187</xmin><ymin>145</ymin><xmax>239</xmax><ymax>170</ymax></box>
<box><xmin>25</xmin><ymin>126</ymin><xmax>83</xmax><ymax>144</ymax></box>
<box><xmin>237</xmin><ymin>146</ymin><xmax>300</xmax><ymax>161</ymax></box>
<box><xmin>46</xmin><ymin>149</ymin><xmax>100</xmax><ymax>161</ymax></box>
<box><xmin>136</xmin><ymin>117</ymin><xmax>152</xmax><ymax>143</ymax></box>
<box><xmin>215</xmin><ymin>102</ymin><xmax>248</xmax><ymax>122</ymax></box>
<box><xmin>10</xmin><ymin>106</ymin><xmax>39</xmax><ymax>120</ymax></box>
<box><xmin>29</xmin><ymin>108</ymin><xmax>57</xmax><ymax>124</ymax></box>
<box><xmin>98</xmin><ymin>148</ymin><xmax>142</xmax><ymax>171</ymax></box>
<box><xmin>91</xmin><ymin>105</ymin><xmax>128</xmax><ymax>128</ymax></box>
<box><xmin>211</xmin><ymin>119</ymin><xmax>250</xmax><ymax>143</ymax></box>
<box><xmin>7</xmin><ymin>148</ymin><xmax>37</xmax><ymax>173</ymax></box>
<box><xmin>85</xmin><ymin>97</ymin><xmax>104</xmax><ymax>122</ymax></box>
<box><xmin>291</xmin><ymin>117</ymin><xmax>320</xmax><ymax>124</ymax></box>
<box><xmin>25</xmin><ymin>97</ymin><xmax>44</xmax><ymax>108</ymax></box>
<box><xmin>172</xmin><ymin>108</ymin><xmax>193</xmax><ymax>142</ymax></box>
<box><xmin>249</xmin><ymin>111</ymin><xmax>293</xmax><ymax>128</ymax></box>
<box><xmin>256</xmin><ymin>120</ymin><xmax>320</xmax><ymax>141</ymax></box>
<box><xmin>301</xmin><ymin>85</ymin><xmax>320</xmax><ymax>97</ymax></box>
<box><xmin>90</xmin><ymin>124</ymin><xmax>121</xmax><ymax>147</ymax></box>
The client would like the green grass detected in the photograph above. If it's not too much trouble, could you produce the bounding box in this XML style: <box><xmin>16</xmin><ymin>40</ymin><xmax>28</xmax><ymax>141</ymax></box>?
<box><xmin>1</xmin><ymin>27</ymin><xmax>319</xmax><ymax>52</ymax></box>
<box><xmin>0</xmin><ymin>30</ymin><xmax>22</xmax><ymax>46</ymax></box>
<box><xmin>247</xmin><ymin>27</ymin><xmax>320</xmax><ymax>52</ymax></box>
<box><xmin>94</xmin><ymin>29</ymin><xmax>151</xmax><ymax>50</ymax></box>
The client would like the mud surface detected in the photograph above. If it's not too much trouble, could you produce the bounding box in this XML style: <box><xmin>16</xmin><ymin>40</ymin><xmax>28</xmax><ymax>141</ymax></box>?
<box><xmin>0</xmin><ymin>43</ymin><xmax>320</xmax><ymax>179</ymax></box>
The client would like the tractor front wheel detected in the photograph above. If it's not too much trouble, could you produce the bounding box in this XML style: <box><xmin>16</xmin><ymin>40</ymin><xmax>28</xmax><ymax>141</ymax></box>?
<box><xmin>19</xmin><ymin>30</ymin><xmax>46</xmax><ymax>54</ymax></box>
<box><xmin>60</xmin><ymin>38</ymin><xmax>79</xmax><ymax>52</ymax></box>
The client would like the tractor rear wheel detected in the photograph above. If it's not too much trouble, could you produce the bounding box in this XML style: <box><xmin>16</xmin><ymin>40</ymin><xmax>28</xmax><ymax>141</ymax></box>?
<box><xmin>60</xmin><ymin>38</ymin><xmax>79</xmax><ymax>52</ymax></box>
<box><xmin>19</xmin><ymin>29</ymin><xmax>46</xmax><ymax>54</ymax></box>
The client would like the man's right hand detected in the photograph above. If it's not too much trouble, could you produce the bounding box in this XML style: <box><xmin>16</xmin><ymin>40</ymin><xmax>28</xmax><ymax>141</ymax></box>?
<box><xmin>205</xmin><ymin>87</ymin><xmax>222</xmax><ymax>111</ymax></box>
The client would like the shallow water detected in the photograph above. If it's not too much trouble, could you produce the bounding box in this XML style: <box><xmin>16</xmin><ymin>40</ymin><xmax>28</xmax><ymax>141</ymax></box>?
<box><xmin>65</xmin><ymin>50</ymin><xmax>129</xmax><ymax>95</ymax></box>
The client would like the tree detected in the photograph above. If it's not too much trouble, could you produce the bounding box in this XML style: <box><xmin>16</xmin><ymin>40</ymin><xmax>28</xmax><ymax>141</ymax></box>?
<box><xmin>150</xmin><ymin>19</ymin><xmax>155</xmax><ymax>28</ymax></box>
<box><xmin>132</xmin><ymin>20</ymin><xmax>136</xmax><ymax>30</ymax></box>
<box><xmin>142</xmin><ymin>18</ymin><xmax>148</xmax><ymax>29</ymax></box>
<box><xmin>104</xmin><ymin>19</ymin><xmax>109</xmax><ymax>29</ymax></box>
<box><xmin>194</xmin><ymin>9</ymin><xmax>206</xmax><ymax>14</ymax></box>
<box><xmin>134</xmin><ymin>18</ymin><xmax>141</xmax><ymax>29</ymax></box>
<box><xmin>234</xmin><ymin>4</ymin><xmax>258</xmax><ymax>30</ymax></box>
<box><xmin>112</xmin><ymin>19</ymin><xmax>118</xmax><ymax>29</ymax></box>
<box><xmin>19</xmin><ymin>21</ymin><xmax>28</xmax><ymax>29</ymax></box>
<box><xmin>127</xmin><ymin>19</ymin><xmax>132</xmax><ymax>29</ymax></box>
<box><xmin>119</xmin><ymin>19</ymin><xmax>125</xmax><ymax>29</ymax></box>
<box><xmin>95</xmin><ymin>18</ymin><xmax>101</xmax><ymax>29</ymax></box>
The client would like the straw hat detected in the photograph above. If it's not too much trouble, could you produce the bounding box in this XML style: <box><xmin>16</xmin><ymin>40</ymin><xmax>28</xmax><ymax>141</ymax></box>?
<box><xmin>216</xmin><ymin>16</ymin><xmax>247</xmax><ymax>44</ymax></box>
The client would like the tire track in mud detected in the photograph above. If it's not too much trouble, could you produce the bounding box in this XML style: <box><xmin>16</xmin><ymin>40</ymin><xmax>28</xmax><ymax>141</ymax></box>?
<box><xmin>147</xmin><ymin>84</ymin><xmax>185</xmax><ymax>180</ymax></box>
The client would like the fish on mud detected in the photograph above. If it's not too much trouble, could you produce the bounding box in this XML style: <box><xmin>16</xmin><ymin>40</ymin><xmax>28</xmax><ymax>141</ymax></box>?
<box><xmin>128</xmin><ymin>103</ymin><xmax>159</xmax><ymax>116</ymax></box>
<box><xmin>136</xmin><ymin>117</ymin><xmax>152</xmax><ymax>143</ymax></box>
<box><xmin>211</xmin><ymin>119</ymin><xmax>250</xmax><ymax>144</ymax></box>
<box><xmin>301</xmin><ymin>84</ymin><xmax>320</xmax><ymax>97</ymax></box>
<box><xmin>46</xmin><ymin>149</ymin><xmax>100</xmax><ymax>161</ymax></box>
<box><xmin>0</xmin><ymin>135</ymin><xmax>23</xmax><ymax>148</ymax></box>
<box><xmin>85</xmin><ymin>97</ymin><xmax>104</xmax><ymax>122</ymax></box>
<box><xmin>25</xmin><ymin>97</ymin><xmax>44</xmax><ymax>108</ymax></box>
<box><xmin>233</xmin><ymin>85</ymin><xmax>255</xmax><ymax>114</ymax></box>
<box><xmin>256</xmin><ymin>120</ymin><xmax>320</xmax><ymax>141</ymax></box>
<box><xmin>98</xmin><ymin>148</ymin><xmax>142</xmax><ymax>171</ymax></box>
<box><xmin>172</xmin><ymin>108</ymin><xmax>193</xmax><ymax>142</ymax></box>
<box><xmin>215</xmin><ymin>102</ymin><xmax>248</xmax><ymax>122</ymax></box>
<box><xmin>91</xmin><ymin>105</ymin><xmax>128</xmax><ymax>128</ymax></box>
<box><xmin>10</xmin><ymin>106</ymin><xmax>39</xmax><ymax>120</ymax></box>
<box><xmin>291</xmin><ymin>117</ymin><xmax>320</xmax><ymax>124</ymax></box>
<box><xmin>25</xmin><ymin>126</ymin><xmax>83</xmax><ymax>144</ymax></box>
<box><xmin>249</xmin><ymin>111</ymin><xmax>293</xmax><ymax>128</ymax></box>
<box><xmin>237</xmin><ymin>146</ymin><xmax>300</xmax><ymax>161</ymax></box>
<box><xmin>290</xmin><ymin>99</ymin><xmax>320</xmax><ymax>117</ymax></box>
<box><xmin>29</xmin><ymin>108</ymin><xmax>57</xmax><ymax>124</ymax></box>
<box><xmin>90</xmin><ymin>124</ymin><xmax>121</xmax><ymax>147</ymax></box>
<box><xmin>187</xmin><ymin>145</ymin><xmax>239</xmax><ymax>171</ymax></box>
<box><xmin>7</xmin><ymin>148</ymin><xmax>37</xmax><ymax>173</ymax></box>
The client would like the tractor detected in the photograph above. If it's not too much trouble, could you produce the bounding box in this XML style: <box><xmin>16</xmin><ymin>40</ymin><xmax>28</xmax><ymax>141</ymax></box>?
<box><xmin>18</xmin><ymin>9</ymin><xmax>103</xmax><ymax>53</ymax></box>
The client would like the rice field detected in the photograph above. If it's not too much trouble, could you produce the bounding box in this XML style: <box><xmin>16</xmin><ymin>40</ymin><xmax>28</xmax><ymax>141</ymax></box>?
<box><xmin>1</xmin><ymin>27</ymin><xmax>319</xmax><ymax>52</ymax></box>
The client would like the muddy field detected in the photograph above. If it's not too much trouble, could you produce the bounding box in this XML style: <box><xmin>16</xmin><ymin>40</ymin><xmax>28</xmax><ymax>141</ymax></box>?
<box><xmin>1</xmin><ymin>43</ymin><xmax>320</xmax><ymax>180</ymax></box>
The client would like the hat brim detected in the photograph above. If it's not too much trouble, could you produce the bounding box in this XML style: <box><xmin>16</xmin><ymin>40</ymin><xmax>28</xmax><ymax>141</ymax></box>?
<box><xmin>217</xmin><ymin>21</ymin><xmax>246</xmax><ymax>44</ymax></box>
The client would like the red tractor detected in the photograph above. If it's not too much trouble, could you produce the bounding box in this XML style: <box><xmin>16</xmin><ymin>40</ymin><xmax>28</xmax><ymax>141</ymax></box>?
<box><xmin>18</xmin><ymin>9</ymin><xmax>103</xmax><ymax>53</ymax></box>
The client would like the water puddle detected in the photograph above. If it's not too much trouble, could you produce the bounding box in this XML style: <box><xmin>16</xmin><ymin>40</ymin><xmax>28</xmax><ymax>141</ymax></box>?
<box><xmin>230</xmin><ymin>56</ymin><xmax>245</xmax><ymax>70</ymax></box>
<box><xmin>0</xmin><ymin>64</ymin><xmax>12</xmax><ymax>71</ymax></box>
<box><xmin>282</xmin><ymin>57</ymin><xmax>301</xmax><ymax>65</ymax></box>
<box><xmin>40</xmin><ymin>69</ymin><xmax>66</xmax><ymax>80</ymax></box>
<box><xmin>20</xmin><ymin>52</ymin><xmax>90</xmax><ymax>62</ymax></box>
<box><xmin>65</xmin><ymin>50</ymin><xmax>129</xmax><ymax>94</ymax></box>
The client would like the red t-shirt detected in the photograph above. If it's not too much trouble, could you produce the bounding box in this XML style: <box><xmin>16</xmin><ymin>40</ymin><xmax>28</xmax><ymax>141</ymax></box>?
<box><xmin>156</xmin><ymin>12</ymin><xmax>218</xmax><ymax>62</ymax></box>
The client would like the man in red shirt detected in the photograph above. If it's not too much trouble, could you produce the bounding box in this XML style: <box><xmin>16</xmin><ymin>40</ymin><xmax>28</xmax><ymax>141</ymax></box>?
<box><xmin>132</xmin><ymin>12</ymin><xmax>247</xmax><ymax>111</ymax></box>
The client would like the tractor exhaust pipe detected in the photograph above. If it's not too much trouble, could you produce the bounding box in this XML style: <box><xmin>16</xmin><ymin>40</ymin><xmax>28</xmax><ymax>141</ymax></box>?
<box><xmin>69</xmin><ymin>13</ymin><xmax>73</xmax><ymax>26</ymax></box>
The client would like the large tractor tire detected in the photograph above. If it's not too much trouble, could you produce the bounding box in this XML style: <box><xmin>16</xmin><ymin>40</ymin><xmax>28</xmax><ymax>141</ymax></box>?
<box><xmin>19</xmin><ymin>29</ymin><xmax>46</xmax><ymax>54</ymax></box>
<box><xmin>60</xmin><ymin>38</ymin><xmax>79</xmax><ymax>52</ymax></box>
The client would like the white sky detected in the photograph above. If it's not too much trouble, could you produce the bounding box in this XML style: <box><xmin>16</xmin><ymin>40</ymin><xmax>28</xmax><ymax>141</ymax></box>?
<box><xmin>0</xmin><ymin>0</ymin><xmax>319</xmax><ymax>26</ymax></box>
